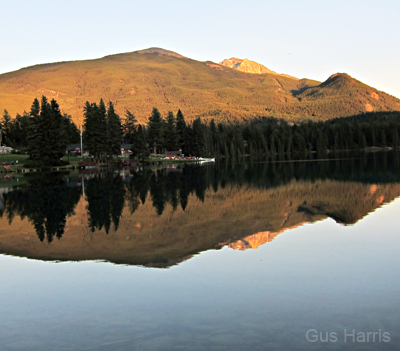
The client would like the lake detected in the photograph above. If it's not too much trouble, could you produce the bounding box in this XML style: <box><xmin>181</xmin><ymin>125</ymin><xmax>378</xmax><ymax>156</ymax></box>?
<box><xmin>1</xmin><ymin>153</ymin><xmax>400</xmax><ymax>350</ymax></box>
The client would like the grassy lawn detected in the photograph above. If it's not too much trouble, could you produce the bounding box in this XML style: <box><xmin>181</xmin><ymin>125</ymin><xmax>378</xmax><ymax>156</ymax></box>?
<box><xmin>1</xmin><ymin>154</ymin><xmax>82</xmax><ymax>168</ymax></box>
<box><xmin>0</xmin><ymin>154</ymin><xmax>29</xmax><ymax>165</ymax></box>
<box><xmin>61</xmin><ymin>155</ymin><xmax>83</xmax><ymax>167</ymax></box>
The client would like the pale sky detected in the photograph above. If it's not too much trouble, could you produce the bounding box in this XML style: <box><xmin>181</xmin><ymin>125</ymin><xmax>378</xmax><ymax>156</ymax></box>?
<box><xmin>1</xmin><ymin>0</ymin><xmax>399</xmax><ymax>98</ymax></box>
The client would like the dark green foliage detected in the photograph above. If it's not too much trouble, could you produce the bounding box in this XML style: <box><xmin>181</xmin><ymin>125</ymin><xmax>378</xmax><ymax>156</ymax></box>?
<box><xmin>63</xmin><ymin>113</ymin><xmax>80</xmax><ymax>144</ymax></box>
<box><xmin>191</xmin><ymin>117</ymin><xmax>206</xmax><ymax>156</ymax></box>
<box><xmin>130</xmin><ymin>124</ymin><xmax>150</xmax><ymax>161</ymax></box>
<box><xmin>147</xmin><ymin>107</ymin><xmax>164</xmax><ymax>154</ymax></box>
<box><xmin>106</xmin><ymin>101</ymin><xmax>123</xmax><ymax>157</ymax></box>
<box><xmin>1</xmin><ymin>109</ymin><xmax>12</xmax><ymax>145</ymax></box>
<box><xmin>84</xmin><ymin>99</ymin><xmax>122</xmax><ymax>160</ymax></box>
<box><xmin>164</xmin><ymin>111</ymin><xmax>179</xmax><ymax>151</ymax></box>
<box><xmin>26</xmin><ymin>96</ymin><xmax>69</xmax><ymax>166</ymax></box>
<box><xmin>1</xmin><ymin>173</ymin><xmax>81</xmax><ymax>242</ymax></box>
<box><xmin>86</xmin><ymin>173</ymin><xmax>125</xmax><ymax>233</ymax></box>
<box><xmin>123</xmin><ymin>110</ymin><xmax>138</xmax><ymax>144</ymax></box>
<box><xmin>176</xmin><ymin>109</ymin><xmax>187</xmax><ymax>148</ymax></box>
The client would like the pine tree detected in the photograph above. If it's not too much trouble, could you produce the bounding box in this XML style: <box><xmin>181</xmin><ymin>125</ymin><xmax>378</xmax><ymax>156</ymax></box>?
<box><xmin>106</xmin><ymin>101</ymin><xmax>122</xmax><ymax>158</ymax></box>
<box><xmin>26</xmin><ymin>96</ymin><xmax>67</xmax><ymax>165</ymax></box>
<box><xmin>123</xmin><ymin>110</ymin><xmax>137</xmax><ymax>144</ymax></box>
<box><xmin>26</xmin><ymin>98</ymin><xmax>41</xmax><ymax>161</ymax></box>
<box><xmin>147</xmin><ymin>108</ymin><xmax>164</xmax><ymax>154</ymax></box>
<box><xmin>97</xmin><ymin>99</ymin><xmax>108</xmax><ymax>159</ymax></box>
<box><xmin>176</xmin><ymin>109</ymin><xmax>186</xmax><ymax>150</ymax></box>
<box><xmin>164</xmin><ymin>111</ymin><xmax>179</xmax><ymax>150</ymax></box>
<box><xmin>131</xmin><ymin>125</ymin><xmax>150</xmax><ymax>162</ymax></box>
<box><xmin>1</xmin><ymin>110</ymin><xmax>12</xmax><ymax>146</ymax></box>
<box><xmin>83</xmin><ymin>99</ymin><xmax>107</xmax><ymax>160</ymax></box>
<box><xmin>192</xmin><ymin>117</ymin><xmax>205</xmax><ymax>156</ymax></box>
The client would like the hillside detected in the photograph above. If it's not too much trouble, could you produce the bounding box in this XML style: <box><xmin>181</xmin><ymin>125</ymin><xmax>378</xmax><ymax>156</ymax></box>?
<box><xmin>0</xmin><ymin>48</ymin><xmax>399</xmax><ymax>125</ymax></box>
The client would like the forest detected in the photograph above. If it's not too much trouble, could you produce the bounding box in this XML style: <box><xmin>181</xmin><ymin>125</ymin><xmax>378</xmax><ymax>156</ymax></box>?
<box><xmin>1</xmin><ymin>96</ymin><xmax>400</xmax><ymax>163</ymax></box>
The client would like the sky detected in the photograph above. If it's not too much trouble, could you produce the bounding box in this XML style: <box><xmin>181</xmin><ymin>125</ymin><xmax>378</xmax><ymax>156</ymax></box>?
<box><xmin>1</xmin><ymin>0</ymin><xmax>399</xmax><ymax>98</ymax></box>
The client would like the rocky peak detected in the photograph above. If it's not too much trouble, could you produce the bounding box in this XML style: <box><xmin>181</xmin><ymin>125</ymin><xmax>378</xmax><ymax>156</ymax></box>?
<box><xmin>220</xmin><ymin>57</ymin><xmax>275</xmax><ymax>74</ymax></box>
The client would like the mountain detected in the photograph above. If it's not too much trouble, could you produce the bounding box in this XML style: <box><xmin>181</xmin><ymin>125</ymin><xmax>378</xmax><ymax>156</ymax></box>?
<box><xmin>0</xmin><ymin>48</ymin><xmax>399</xmax><ymax>124</ymax></box>
<box><xmin>220</xmin><ymin>57</ymin><xmax>277</xmax><ymax>74</ymax></box>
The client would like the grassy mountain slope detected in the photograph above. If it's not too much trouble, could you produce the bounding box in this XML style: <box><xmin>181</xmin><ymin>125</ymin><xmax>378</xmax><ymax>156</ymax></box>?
<box><xmin>0</xmin><ymin>49</ymin><xmax>399</xmax><ymax>124</ymax></box>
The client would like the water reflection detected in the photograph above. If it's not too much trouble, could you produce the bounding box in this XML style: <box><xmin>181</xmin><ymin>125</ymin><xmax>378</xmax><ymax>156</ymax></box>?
<box><xmin>1</xmin><ymin>153</ymin><xmax>400</xmax><ymax>266</ymax></box>
<box><xmin>0</xmin><ymin>173</ymin><xmax>81</xmax><ymax>242</ymax></box>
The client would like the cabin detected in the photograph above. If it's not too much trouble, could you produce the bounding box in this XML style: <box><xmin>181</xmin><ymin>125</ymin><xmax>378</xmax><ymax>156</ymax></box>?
<box><xmin>66</xmin><ymin>144</ymin><xmax>87</xmax><ymax>156</ymax></box>
<box><xmin>165</xmin><ymin>150</ymin><xmax>183</xmax><ymax>159</ymax></box>
<box><xmin>120</xmin><ymin>144</ymin><xmax>132</xmax><ymax>156</ymax></box>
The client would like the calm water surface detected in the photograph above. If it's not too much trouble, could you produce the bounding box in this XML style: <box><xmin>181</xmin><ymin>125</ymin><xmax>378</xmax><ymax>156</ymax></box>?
<box><xmin>1</xmin><ymin>154</ymin><xmax>400</xmax><ymax>350</ymax></box>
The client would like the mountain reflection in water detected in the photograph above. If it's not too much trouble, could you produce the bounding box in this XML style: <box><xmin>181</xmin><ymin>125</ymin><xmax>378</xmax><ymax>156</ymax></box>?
<box><xmin>1</xmin><ymin>152</ymin><xmax>400</xmax><ymax>267</ymax></box>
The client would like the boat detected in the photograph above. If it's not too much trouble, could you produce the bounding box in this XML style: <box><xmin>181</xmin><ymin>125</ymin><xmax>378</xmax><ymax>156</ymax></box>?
<box><xmin>199</xmin><ymin>158</ymin><xmax>215</xmax><ymax>162</ymax></box>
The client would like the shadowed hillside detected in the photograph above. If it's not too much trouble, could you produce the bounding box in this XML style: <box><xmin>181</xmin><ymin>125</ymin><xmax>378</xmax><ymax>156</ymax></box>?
<box><xmin>0</xmin><ymin>48</ymin><xmax>399</xmax><ymax>125</ymax></box>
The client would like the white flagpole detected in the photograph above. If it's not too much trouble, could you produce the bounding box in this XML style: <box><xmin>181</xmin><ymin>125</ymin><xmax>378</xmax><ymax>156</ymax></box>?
<box><xmin>80</xmin><ymin>125</ymin><xmax>83</xmax><ymax>158</ymax></box>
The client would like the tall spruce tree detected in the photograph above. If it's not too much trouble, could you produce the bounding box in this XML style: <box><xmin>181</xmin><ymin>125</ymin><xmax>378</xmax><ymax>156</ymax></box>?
<box><xmin>83</xmin><ymin>99</ymin><xmax>107</xmax><ymax>160</ymax></box>
<box><xmin>147</xmin><ymin>107</ymin><xmax>164</xmax><ymax>154</ymax></box>
<box><xmin>192</xmin><ymin>117</ymin><xmax>205</xmax><ymax>156</ymax></box>
<box><xmin>106</xmin><ymin>101</ymin><xmax>122</xmax><ymax>158</ymax></box>
<box><xmin>176</xmin><ymin>109</ymin><xmax>187</xmax><ymax>150</ymax></box>
<box><xmin>131</xmin><ymin>125</ymin><xmax>150</xmax><ymax>162</ymax></box>
<box><xmin>123</xmin><ymin>110</ymin><xmax>138</xmax><ymax>144</ymax></box>
<box><xmin>26</xmin><ymin>96</ymin><xmax>67</xmax><ymax>166</ymax></box>
<box><xmin>1</xmin><ymin>110</ymin><xmax>12</xmax><ymax>146</ymax></box>
<box><xmin>164</xmin><ymin>111</ymin><xmax>179</xmax><ymax>150</ymax></box>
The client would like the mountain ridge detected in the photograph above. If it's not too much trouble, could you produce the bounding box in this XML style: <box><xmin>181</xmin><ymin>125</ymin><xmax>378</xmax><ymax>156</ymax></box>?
<box><xmin>0</xmin><ymin>48</ymin><xmax>399</xmax><ymax>124</ymax></box>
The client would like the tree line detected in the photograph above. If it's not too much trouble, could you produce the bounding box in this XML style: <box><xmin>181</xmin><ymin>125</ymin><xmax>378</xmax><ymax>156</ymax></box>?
<box><xmin>125</xmin><ymin>109</ymin><xmax>400</xmax><ymax>160</ymax></box>
<box><xmin>2</xmin><ymin>96</ymin><xmax>400</xmax><ymax>165</ymax></box>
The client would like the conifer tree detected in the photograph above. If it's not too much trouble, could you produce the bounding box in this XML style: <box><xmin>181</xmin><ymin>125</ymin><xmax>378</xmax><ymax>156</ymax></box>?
<box><xmin>1</xmin><ymin>110</ymin><xmax>12</xmax><ymax>145</ymax></box>
<box><xmin>84</xmin><ymin>99</ymin><xmax>107</xmax><ymax>160</ymax></box>
<box><xmin>176</xmin><ymin>109</ymin><xmax>186</xmax><ymax>149</ymax></box>
<box><xmin>26</xmin><ymin>96</ymin><xmax>68</xmax><ymax>165</ymax></box>
<box><xmin>130</xmin><ymin>124</ymin><xmax>150</xmax><ymax>162</ymax></box>
<box><xmin>106</xmin><ymin>101</ymin><xmax>122</xmax><ymax>158</ymax></box>
<box><xmin>123</xmin><ymin>110</ymin><xmax>138</xmax><ymax>144</ymax></box>
<box><xmin>147</xmin><ymin>108</ymin><xmax>164</xmax><ymax>154</ymax></box>
<box><xmin>192</xmin><ymin>117</ymin><xmax>205</xmax><ymax>156</ymax></box>
<box><xmin>164</xmin><ymin>111</ymin><xmax>179</xmax><ymax>150</ymax></box>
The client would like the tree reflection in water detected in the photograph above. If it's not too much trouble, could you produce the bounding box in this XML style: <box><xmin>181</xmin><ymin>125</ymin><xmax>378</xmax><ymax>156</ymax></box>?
<box><xmin>0</xmin><ymin>173</ymin><xmax>81</xmax><ymax>242</ymax></box>
<box><xmin>2</xmin><ymin>151</ymin><xmax>400</xmax><ymax>242</ymax></box>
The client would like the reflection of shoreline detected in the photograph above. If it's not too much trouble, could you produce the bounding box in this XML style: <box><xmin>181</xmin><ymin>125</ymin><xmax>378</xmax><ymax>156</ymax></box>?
<box><xmin>1</xmin><ymin>177</ymin><xmax>399</xmax><ymax>267</ymax></box>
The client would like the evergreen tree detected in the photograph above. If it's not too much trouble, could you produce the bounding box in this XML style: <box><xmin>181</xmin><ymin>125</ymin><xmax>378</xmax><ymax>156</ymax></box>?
<box><xmin>26</xmin><ymin>96</ymin><xmax>67</xmax><ymax>166</ymax></box>
<box><xmin>83</xmin><ymin>99</ymin><xmax>107</xmax><ymax>160</ymax></box>
<box><xmin>123</xmin><ymin>110</ymin><xmax>138</xmax><ymax>144</ymax></box>
<box><xmin>1</xmin><ymin>110</ymin><xmax>12</xmax><ymax>145</ymax></box>
<box><xmin>192</xmin><ymin>117</ymin><xmax>205</xmax><ymax>156</ymax></box>
<box><xmin>106</xmin><ymin>101</ymin><xmax>123</xmax><ymax>158</ymax></box>
<box><xmin>26</xmin><ymin>98</ymin><xmax>41</xmax><ymax>161</ymax></box>
<box><xmin>63</xmin><ymin>114</ymin><xmax>80</xmax><ymax>144</ymax></box>
<box><xmin>147</xmin><ymin>107</ymin><xmax>164</xmax><ymax>154</ymax></box>
<box><xmin>131</xmin><ymin>125</ymin><xmax>150</xmax><ymax>162</ymax></box>
<box><xmin>176</xmin><ymin>109</ymin><xmax>186</xmax><ymax>150</ymax></box>
<box><xmin>164</xmin><ymin>111</ymin><xmax>179</xmax><ymax>150</ymax></box>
